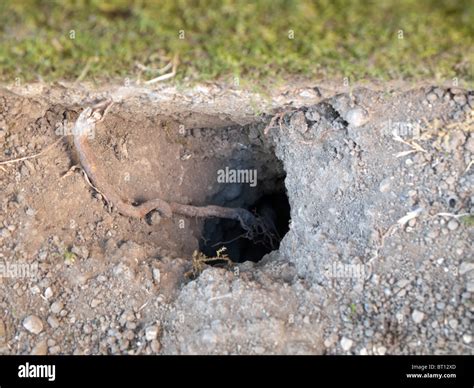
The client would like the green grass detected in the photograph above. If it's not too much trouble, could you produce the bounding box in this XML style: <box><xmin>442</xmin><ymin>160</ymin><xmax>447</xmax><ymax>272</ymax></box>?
<box><xmin>0</xmin><ymin>0</ymin><xmax>472</xmax><ymax>85</ymax></box>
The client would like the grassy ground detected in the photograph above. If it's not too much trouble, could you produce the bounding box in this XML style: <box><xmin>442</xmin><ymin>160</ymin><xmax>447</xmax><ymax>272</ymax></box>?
<box><xmin>0</xmin><ymin>0</ymin><xmax>472</xmax><ymax>85</ymax></box>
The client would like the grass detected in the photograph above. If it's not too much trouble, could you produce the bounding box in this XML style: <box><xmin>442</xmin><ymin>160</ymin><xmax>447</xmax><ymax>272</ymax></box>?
<box><xmin>0</xmin><ymin>0</ymin><xmax>472</xmax><ymax>85</ymax></box>
<box><xmin>460</xmin><ymin>214</ymin><xmax>474</xmax><ymax>227</ymax></box>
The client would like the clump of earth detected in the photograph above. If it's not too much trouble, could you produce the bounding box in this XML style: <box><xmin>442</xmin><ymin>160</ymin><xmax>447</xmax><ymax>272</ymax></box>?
<box><xmin>0</xmin><ymin>81</ymin><xmax>472</xmax><ymax>354</ymax></box>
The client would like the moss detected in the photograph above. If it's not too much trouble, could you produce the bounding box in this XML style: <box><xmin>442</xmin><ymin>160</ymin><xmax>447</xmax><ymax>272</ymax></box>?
<box><xmin>0</xmin><ymin>0</ymin><xmax>472</xmax><ymax>85</ymax></box>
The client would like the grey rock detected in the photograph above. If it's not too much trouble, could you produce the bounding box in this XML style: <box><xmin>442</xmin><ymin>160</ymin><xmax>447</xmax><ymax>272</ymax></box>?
<box><xmin>453</xmin><ymin>94</ymin><xmax>467</xmax><ymax>105</ymax></box>
<box><xmin>412</xmin><ymin>310</ymin><xmax>425</xmax><ymax>324</ymax></box>
<box><xmin>50</xmin><ymin>301</ymin><xmax>63</xmax><ymax>314</ymax></box>
<box><xmin>145</xmin><ymin>325</ymin><xmax>160</xmax><ymax>341</ymax></box>
<box><xmin>345</xmin><ymin>107</ymin><xmax>369</xmax><ymax>127</ymax></box>
<box><xmin>426</xmin><ymin>93</ymin><xmax>437</xmax><ymax>103</ymax></box>
<box><xmin>447</xmin><ymin>219</ymin><xmax>459</xmax><ymax>231</ymax></box>
<box><xmin>340</xmin><ymin>337</ymin><xmax>353</xmax><ymax>351</ymax></box>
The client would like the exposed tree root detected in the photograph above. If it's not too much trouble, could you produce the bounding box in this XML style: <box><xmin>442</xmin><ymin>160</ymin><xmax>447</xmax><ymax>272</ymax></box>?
<box><xmin>72</xmin><ymin>99</ymin><xmax>275</xmax><ymax>244</ymax></box>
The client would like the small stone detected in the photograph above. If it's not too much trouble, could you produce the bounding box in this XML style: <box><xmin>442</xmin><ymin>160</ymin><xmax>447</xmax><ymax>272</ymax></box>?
<box><xmin>305</xmin><ymin>108</ymin><xmax>320</xmax><ymax>122</ymax></box>
<box><xmin>49</xmin><ymin>345</ymin><xmax>61</xmax><ymax>354</ymax></box>
<box><xmin>152</xmin><ymin>268</ymin><xmax>161</xmax><ymax>283</ymax></box>
<box><xmin>290</xmin><ymin>111</ymin><xmax>308</xmax><ymax>133</ymax></box>
<box><xmin>25</xmin><ymin>208</ymin><xmax>36</xmax><ymax>217</ymax></box>
<box><xmin>465</xmin><ymin>136</ymin><xmax>474</xmax><ymax>154</ymax></box>
<box><xmin>47</xmin><ymin>338</ymin><xmax>56</xmax><ymax>346</ymax></box>
<box><xmin>23</xmin><ymin>315</ymin><xmax>44</xmax><ymax>334</ymax></box>
<box><xmin>459</xmin><ymin>262</ymin><xmax>474</xmax><ymax>276</ymax></box>
<box><xmin>50</xmin><ymin>301</ymin><xmax>63</xmax><ymax>314</ymax></box>
<box><xmin>433</xmin><ymin>88</ymin><xmax>445</xmax><ymax>98</ymax></box>
<box><xmin>31</xmin><ymin>340</ymin><xmax>48</xmax><ymax>355</ymax></box>
<box><xmin>447</xmin><ymin>219</ymin><xmax>459</xmax><ymax>231</ymax></box>
<box><xmin>340</xmin><ymin>337</ymin><xmax>353</xmax><ymax>351</ymax></box>
<box><xmin>71</xmin><ymin>245</ymin><xmax>89</xmax><ymax>259</ymax></box>
<box><xmin>365</xmin><ymin>329</ymin><xmax>374</xmax><ymax>337</ymax></box>
<box><xmin>426</xmin><ymin>92</ymin><xmax>438</xmax><ymax>102</ymax></box>
<box><xmin>30</xmin><ymin>285</ymin><xmax>41</xmax><ymax>294</ymax></box>
<box><xmin>450</xmin><ymin>87</ymin><xmax>463</xmax><ymax>95</ymax></box>
<box><xmin>345</xmin><ymin>107</ymin><xmax>369</xmax><ymax>127</ymax></box>
<box><xmin>145</xmin><ymin>325</ymin><xmax>159</xmax><ymax>341</ymax></box>
<box><xmin>377</xmin><ymin>346</ymin><xmax>387</xmax><ymax>355</ymax></box>
<box><xmin>467</xmin><ymin>280</ymin><xmax>474</xmax><ymax>293</ymax></box>
<box><xmin>47</xmin><ymin>316</ymin><xmax>60</xmax><ymax>329</ymax></box>
<box><xmin>150</xmin><ymin>211</ymin><xmax>162</xmax><ymax>225</ymax></box>
<box><xmin>44</xmin><ymin>287</ymin><xmax>53</xmax><ymax>299</ymax></box>
<box><xmin>445</xmin><ymin>176</ymin><xmax>456</xmax><ymax>186</ymax></box>
<box><xmin>150</xmin><ymin>339</ymin><xmax>161</xmax><ymax>353</ymax></box>
<box><xmin>396</xmin><ymin>279</ymin><xmax>410</xmax><ymax>289</ymax></box>
<box><xmin>359</xmin><ymin>348</ymin><xmax>368</xmax><ymax>355</ymax></box>
<box><xmin>412</xmin><ymin>310</ymin><xmax>425</xmax><ymax>324</ymax></box>
<box><xmin>462</xmin><ymin>334</ymin><xmax>472</xmax><ymax>344</ymax></box>
<box><xmin>0</xmin><ymin>228</ymin><xmax>11</xmax><ymax>239</ymax></box>
<box><xmin>453</xmin><ymin>94</ymin><xmax>467</xmax><ymax>105</ymax></box>
<box><xmin>91</xmin><ymin>299</ymin><xmax>101</xmax><ymax>308</ymax></box>
<box><xmin>448</xmin><ymin>319</ymin><xmax>458</xmax><ymax>330</ymax></box>
<box><xmin>379</xmin><ymin>177</ymin><xmax>391</xmax><ymax>193</ymax></box>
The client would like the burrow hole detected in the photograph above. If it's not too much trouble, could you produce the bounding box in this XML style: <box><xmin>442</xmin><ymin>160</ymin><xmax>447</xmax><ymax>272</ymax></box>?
<box><xmin>198</xmin><ymin>123</ymin><xmax>291</xmax><ymax>263</ymax></box>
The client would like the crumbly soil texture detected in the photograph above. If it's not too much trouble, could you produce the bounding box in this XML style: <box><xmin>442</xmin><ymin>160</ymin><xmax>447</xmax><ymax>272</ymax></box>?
<box><xmin>0</xmin><ymin>82</ymin><xmax>472</xmax><ymax>355</ymax></box>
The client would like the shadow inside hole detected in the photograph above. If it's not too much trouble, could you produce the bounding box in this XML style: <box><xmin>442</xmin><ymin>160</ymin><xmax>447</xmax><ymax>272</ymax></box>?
<box><xmin>200</xmin><ymin>192</ymin><xmax>291</xmax><ymax>263</ymax></box>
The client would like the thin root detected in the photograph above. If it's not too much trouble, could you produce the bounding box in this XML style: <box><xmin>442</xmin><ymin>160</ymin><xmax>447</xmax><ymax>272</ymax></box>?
<box><xmin>0</xmin><ymin>136</ymin><xmax>65</xmax><ymax>166</ymax></box>
<box><xmin>72</xmin><ymin>99</ymin><xmax>274</xmax><ymax>244</ymax></box>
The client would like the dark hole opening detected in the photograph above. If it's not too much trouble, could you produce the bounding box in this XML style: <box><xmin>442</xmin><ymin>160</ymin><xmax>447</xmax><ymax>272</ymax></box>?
<box><xmin>200</xmin><ymin>190</ymin><xmax>291</xmax><ymax>263</ymax></box>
